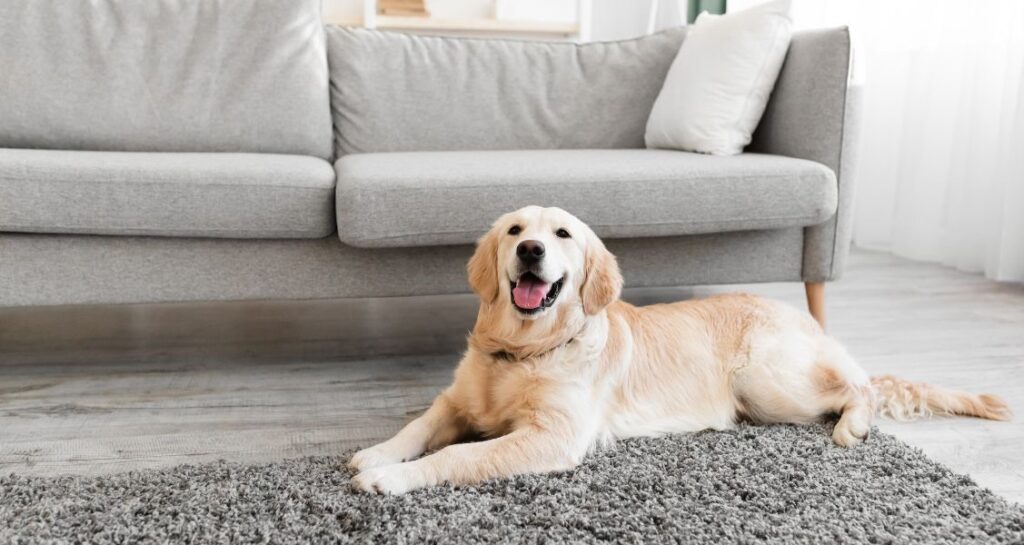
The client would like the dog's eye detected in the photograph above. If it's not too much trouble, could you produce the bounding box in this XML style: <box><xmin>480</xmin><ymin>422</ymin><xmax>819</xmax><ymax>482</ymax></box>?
<box><xmin>508</xmin><ymin>225</ymin><xmax>522</xmax><ymax>235</ymax></box>
<box><xmin>556</xmin><ymin>228</ymin><xmax>571</xmax><ymax>239</ymax></box>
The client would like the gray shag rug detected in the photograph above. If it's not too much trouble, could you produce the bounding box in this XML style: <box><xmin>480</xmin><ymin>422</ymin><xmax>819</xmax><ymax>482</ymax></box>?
<box><xmin>3</xmin><ymin>424</ymin><xmax>1023</xmax><ymax>544</ymax></box>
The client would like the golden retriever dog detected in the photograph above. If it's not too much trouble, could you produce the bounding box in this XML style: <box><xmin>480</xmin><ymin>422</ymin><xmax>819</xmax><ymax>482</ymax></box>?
<box><xmin>349</xmin><ymin>206</ymin><xmax>1011</xmax><ymax>494</ymax></box>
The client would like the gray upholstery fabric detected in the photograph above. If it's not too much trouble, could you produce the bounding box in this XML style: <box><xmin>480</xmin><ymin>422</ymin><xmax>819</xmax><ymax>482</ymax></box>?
<box><xmin>0</xmin><ymin>229</ymin><xmax>803</xmax><ymax>307</ymax></box>
<box><xmin>0</xmin><ymin>149</ymin><xmax>336</xmax><ymax>239</ymax></box>
<box><xmin>0</xmin><ymin>19</ymin><xmax>855</xmax><ymax>305</ymax></box>
<box><xmin>749</xmin><ymin>28</ymin><xmax>854</xmax><ymax>282</ymax></box>
<box><xmin>335</xmin><ymin>149</ymin><xmax>835</xmax><ymax>248</ymax></box>
<box><xmin>0</xmin><ymin>0</ymin><xmax>332</xmax><ymax>160</ymax></box>
<box><xmin>826</xmin><ymin>83</ymin><xmax>862</xmax><ymax>279</ymax></box>
<box><xmin>325</xmin><ymin>26</ymin><xmax>687</xmax><ymax>157</ymax></box>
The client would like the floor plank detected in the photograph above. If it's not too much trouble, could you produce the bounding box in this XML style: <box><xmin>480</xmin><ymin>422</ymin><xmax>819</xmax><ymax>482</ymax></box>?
<box><xmin>0</xmin><ymin>248</ymin><xmax>1021</xmax><ymax>503</ymax></box>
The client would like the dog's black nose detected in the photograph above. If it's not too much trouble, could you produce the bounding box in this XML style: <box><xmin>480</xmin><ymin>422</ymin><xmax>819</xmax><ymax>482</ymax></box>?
<box><xmin>516</xmin><ymin>240</ymin><xmax>545</xmax><ymax>262</ymax></box>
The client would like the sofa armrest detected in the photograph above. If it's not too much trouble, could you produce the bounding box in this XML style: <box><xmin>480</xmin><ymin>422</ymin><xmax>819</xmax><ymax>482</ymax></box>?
<box><xmin>748</xmin><ymin>27</ymin><xmax>860</xmax><ymax>282</ymax></box>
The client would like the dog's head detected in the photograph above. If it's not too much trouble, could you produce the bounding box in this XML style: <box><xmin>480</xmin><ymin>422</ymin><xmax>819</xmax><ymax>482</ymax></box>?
<box><xmin>468</xmin><ymin>206</ymin><xmax>623</xmax><ymax>323</ymax></box>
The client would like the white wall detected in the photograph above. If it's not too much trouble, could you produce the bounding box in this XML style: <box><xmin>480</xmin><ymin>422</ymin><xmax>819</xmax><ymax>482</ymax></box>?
<box><xmin>322</xmin><ymin>0</ymin><xmax>361</xmax><ymax>22</ymax></box>
<box><xmin>323</xmin><ymin>0</ymin><xmax>562</xmax><ymax>23</ymax></box>
<box><xmin>322</xmin><ymin>0</ymin><xmax>686</xmax><ymax>41</ymax></box>
<box><xmin>592</xmin><ymin>0</ymin><xmax>685</xmax><ymax>41</ymax></box>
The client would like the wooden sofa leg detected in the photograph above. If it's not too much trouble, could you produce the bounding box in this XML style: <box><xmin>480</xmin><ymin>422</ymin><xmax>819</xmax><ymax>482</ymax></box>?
<box><xmin>804</xmin><ymin>282</ymin><xmax>826</xmax><ymax>329</ymax></box>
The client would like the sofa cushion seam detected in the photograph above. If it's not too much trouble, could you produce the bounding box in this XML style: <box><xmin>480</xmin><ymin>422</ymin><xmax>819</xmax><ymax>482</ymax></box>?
<box><xmin>340</xmin><ymin>213</ymin><xmax>836</xmax><ymax>244</ymax></box>
<box><xmin>0</xmin><ymin>176</ymin><xmax>336</xmax><ymax>191</ymax></box>
<box><xmin>335</xmin><ymin>171</ymin><xmax>832</xmax><ymax>193</ymax></box>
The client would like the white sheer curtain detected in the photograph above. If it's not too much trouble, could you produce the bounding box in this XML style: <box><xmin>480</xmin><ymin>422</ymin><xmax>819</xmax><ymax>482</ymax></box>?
<box><xmin>734</xmin><ymin>0</ymin><xmax>1024</xmax><ymax>282</ymax></box>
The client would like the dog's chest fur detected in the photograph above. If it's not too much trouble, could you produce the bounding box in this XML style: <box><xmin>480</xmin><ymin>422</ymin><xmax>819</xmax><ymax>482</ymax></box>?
<box><xmin>453</xmin><ymin>341</ymin><xmax>598</xmax><ymax>438</ymax></box>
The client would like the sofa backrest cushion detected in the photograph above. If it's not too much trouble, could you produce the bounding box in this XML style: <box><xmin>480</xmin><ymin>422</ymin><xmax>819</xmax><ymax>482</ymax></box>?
<box><xmin>326</xmin><ymin>27</ymin><xmax>688</xmax><ymax>156</ymax></box>
<box><xmin>0</xmin><ymin>0</ymin><xmax>333</xmax><ymax>160</ymax></box>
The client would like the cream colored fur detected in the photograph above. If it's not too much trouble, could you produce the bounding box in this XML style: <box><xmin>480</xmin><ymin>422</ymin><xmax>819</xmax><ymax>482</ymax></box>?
<box><xmin>349</xmin><ymin>206</ymin><xmax>1012</xmax><ymax>494</ymax></box>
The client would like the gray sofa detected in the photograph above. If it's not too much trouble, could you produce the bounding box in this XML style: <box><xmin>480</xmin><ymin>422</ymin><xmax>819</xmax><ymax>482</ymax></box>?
<box><xmin>0</xmin><ymin>0</ymin><xmax>858</xmax><ymax>317</ymax></box>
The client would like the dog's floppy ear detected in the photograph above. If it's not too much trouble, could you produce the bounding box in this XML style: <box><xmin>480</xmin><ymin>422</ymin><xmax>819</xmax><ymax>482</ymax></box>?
<box><xmin>581</xmin><ymin>234</ymin><xmax>623</xmax><ymax>315</ymax></box>
<box><xmin>468</xmin><ymin>227</ymin><xmax>500</xmax><ymax>304</ymax></box>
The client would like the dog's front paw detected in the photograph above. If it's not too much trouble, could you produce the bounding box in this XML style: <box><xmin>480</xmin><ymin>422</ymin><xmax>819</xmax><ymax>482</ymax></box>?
<box><xmin>348</xmin><ymin>443</ymin><xmax>404</xmax><ymax>472</ymax></box>
<box><xmin>352</xmin><ymin>464</ymin><xmax>422</xmax><ymax>495</ymax></box>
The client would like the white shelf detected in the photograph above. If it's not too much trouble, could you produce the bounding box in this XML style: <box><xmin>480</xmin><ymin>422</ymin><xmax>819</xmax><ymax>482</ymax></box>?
<box><xmin>327</xmin><ymin>0</ymin><xmax>591</xmax><ymax>40</ymax></box>
<box><xmin>326</xmin><ymin>15</ymin><xmax>578</xmax><ymax>36</ymax></box>
<box><xmin>381</xmin><ymin>15</ymin><xmax>578</xmax><ymax>35</ymax></box>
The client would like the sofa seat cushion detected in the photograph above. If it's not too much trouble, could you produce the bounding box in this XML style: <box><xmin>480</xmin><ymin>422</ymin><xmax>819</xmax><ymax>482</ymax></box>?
<box><xmin>0</xmin><ymin>149</ymin><xmax>336</xmax><ymax>239</ymax></box>
<box><xmin>335</xmin><ymin>149</ymin><xmax>837</xmax><ymax>248</ymax></box>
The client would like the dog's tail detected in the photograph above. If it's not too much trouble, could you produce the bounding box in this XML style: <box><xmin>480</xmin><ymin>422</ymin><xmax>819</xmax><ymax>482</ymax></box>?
<box><xmin>870</xmin><ymin>375</ymin><xmax>1012</xmax><ymax>421</ymax></box>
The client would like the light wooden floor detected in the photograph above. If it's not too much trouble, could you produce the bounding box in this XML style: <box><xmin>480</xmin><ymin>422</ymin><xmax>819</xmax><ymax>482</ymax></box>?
<box><xmin>1</xmin><ymin>249</ymin><xmax>1021</xmax><ymax>503</ymax></box>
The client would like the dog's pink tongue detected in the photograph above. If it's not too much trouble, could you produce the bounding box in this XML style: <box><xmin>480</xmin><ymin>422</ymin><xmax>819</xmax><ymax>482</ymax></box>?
<box><xmin>513</xmin><ymin>276</ymin><xmax>549</xmax><ymax>309</ymax></box>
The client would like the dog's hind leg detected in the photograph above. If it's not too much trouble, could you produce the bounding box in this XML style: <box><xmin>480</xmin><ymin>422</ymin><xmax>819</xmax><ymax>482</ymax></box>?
<box><xmin>809</xmin><ymin>337</ymin><xmax>874</xmax><ymax>446</ymax></box>
<box><xmin>732</xmin><ymin>328</ymin><xmax>874</xmax><ymax>447</ymax></box>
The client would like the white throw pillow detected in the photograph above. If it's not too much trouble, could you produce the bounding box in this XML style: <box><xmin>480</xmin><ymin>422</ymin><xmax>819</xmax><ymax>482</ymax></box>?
<box><xmin>645</xmin><ymin>0</ymin><xmax>793</xmax><ymax>156</ymax></box>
